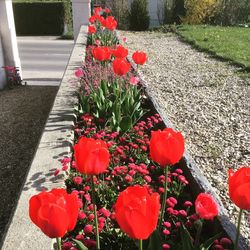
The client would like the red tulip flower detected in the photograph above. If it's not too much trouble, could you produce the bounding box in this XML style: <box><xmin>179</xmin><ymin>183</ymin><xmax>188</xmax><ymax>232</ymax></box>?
<box><xmin>112</xmin><ymin>45</ymin><xmax>128</xmax><ymax>59</ymax></box>
<box><xmin>29</xmin><ymin>188</ymin><xmax>79</xmax><ymax>238</ymax></box>
<box><xmin>150</xmin><ymin>128</ymin><xmax>184</xmax><ymax>167</ymax></box>
<box><xmin>132</xmin><ymin>51</ymin><xmax>147</xmax><ymax>65</ymax></box>
<box><xmin>105</xmin><ymin>7</ymin><xmax>111</xmax><ymax>14</ymax></box>
<box><xmin>195</xmin><ymin>193</ymin><xmax>218</xmax><ymax>220</ymax></box>
<box><xmin>92</xmin><ymin>46</ymin><xmax>111</xmax><ymax>61</ymax></box>
<box><xmin>112</xmin><ymin>58</ymin><xmax>131</xmax><ymax>76</ymax></box>
<box><xmin>74</xmin><ymin>137</ymin><xmax>110</xmax><ymax>175</ymax></box>
<box><xmin>228</xmin><ymin>167</ymin><xmax>250</xmax><ymax>210</ymax></box>
<box><xmin>94</xmin><ymin>7</ymin><xmax>102</xmax><ymax>15</ymax></box>
<box><xmin>114</xmin><ymin>185</ymin><xmax>160</xmax><ymax>239</ymax></box>
<box><xmin>88</xmin><ymin>25</ymin><xmax>96</xmax><ymax>34</ymax></box>
<box><xmin>103</xmin><ymin>16</ymin><xmax>117</xmax><ymax>30</ymax></box>
<box><xmin>89</xmin><ymin>15</ymin><xmax>96</xmax><ymax>23</ymax></box>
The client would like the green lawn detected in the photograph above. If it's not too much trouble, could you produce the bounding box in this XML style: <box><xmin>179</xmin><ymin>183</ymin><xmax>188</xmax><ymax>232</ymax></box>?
<box><xmin>176</xmin><ymin>25</ymin><xmax>250</xmax><ymax>70</ymax></box>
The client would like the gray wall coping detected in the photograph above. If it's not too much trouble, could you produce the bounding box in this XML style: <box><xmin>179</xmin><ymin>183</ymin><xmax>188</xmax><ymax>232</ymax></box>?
<box><xmin>2</xmin><ymin>25</ymin><xmax>88</xmax><ymax>250</ymax></box>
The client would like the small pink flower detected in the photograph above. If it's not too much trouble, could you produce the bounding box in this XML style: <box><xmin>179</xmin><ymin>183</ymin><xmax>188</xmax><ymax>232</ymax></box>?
<box><xmin>179</xmin><ymin>210</ymin><xmax>187</xmax><ymax>217</ymax></box>
<box><xmin>88</xmin><ymin>214</ymin><xmax>95</xmax><ymax>221</ymax></box>
<box><xmin>99</xmin><ymin>207</ymin><xmax>111</xmax><ymax>217</ymax></box>
<box><xmin>75</xmin><ymin>234</ymin><xmax>84</xmax><ymax>240</ymax></box>
<box><xmin>130</xmin><ymin>76</ymin><xmax>140</xmax><ymax>85</ymax></box>
<box><xmin>73</xmin><ymin>176</ymin><xmax>83</xmax><ymax>185</ymax></box>
<box><xmin>84</xmin><ymin>225</ymin><xmax>93</xmax><ymax>234</ymax></box>
<box><xmin>75</xmin><ymin>68</ymin><xmax>84</xmax><ymax>78</ymax></box>
<box><xmin>144</xmin><ymin>175</ymin><xmax>152</xmax><ymax>183</ymax></box>
<box><xmin>62</xmin><ymin>165</ymin><xmax>68</xmax><ymax>171</ymax></box>
<box><xmin>122</xmin><ymin>37</ymin><xmax>127</xmax><ymax>43</ymax></box>
<box><xmin>125</xmin><ymin>175</ymin><xmax>133</xmax><ymax>183</ymax></box>
<box><xmin>163</xmin><ymin>221</ymin><xmax>171</xmax><ymax>228</ymax></box>
<box><xmin>95</xmin><ymin>40</ymin><xmax>100</xmax><ymax>45</ymax></box>
<box><xmin>84</xmin><ymin>194</ymin><xmax>91</xmax><ymax>202</ymax></box>
<box><xmin>175</xmin><ymin>222</ymin><xmax>181</xmax><ymax>228</ymax></box>
<box><xmin>184</xmin><ymin>201</ymin><xmax>193</xmax><ymax>207</ymax></box>
<box><xmin>162</xmin><ymin>243</ymin><xmax>170</xmax><ymax>249</ymax></box>
<box><xmin>53</xmin><ymin>169</ymin><xmax>60</xmax><ymax>176</ymax></box>
<box><xmin>78</xmin><ymin>211</ymin><xmax>86</xmax><ymax>220</ymax></box>
<box><xmin>163</xmin><ymin>229</ymin><xmax>170</xmax><ymax>235</ymax></box>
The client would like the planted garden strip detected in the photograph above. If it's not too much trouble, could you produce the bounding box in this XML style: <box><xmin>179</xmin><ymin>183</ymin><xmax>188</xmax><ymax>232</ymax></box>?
<box><xmin>119</xmin><ymin>30</ymin><xmax>250</xmax><ymax>248</ymax></box>
<box><xmin>15</xmin><ymin>8</ymin><xmax>249</xmax><ymax>250</ymax></box>
<box><xmin>2</xmin><ymin>25</ymin><xmax>88</xmax><ymax>250</ymax></box>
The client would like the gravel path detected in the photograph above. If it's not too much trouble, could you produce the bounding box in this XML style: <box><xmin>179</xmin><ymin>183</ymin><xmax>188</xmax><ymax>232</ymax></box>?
<box><xmin>0</xmin><ymin>86</ymin><xmax>57</xmax><ymax>246</ymax></box>
<box><xmin>120</xmin><ymin>31</ymin><xmax>250</xmax><ymax>246</ymax></box>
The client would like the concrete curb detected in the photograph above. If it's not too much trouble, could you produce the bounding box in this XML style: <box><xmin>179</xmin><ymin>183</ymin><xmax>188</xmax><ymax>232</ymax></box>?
<box><xmin>2</xmin><ymin>25</ymin><xmax>88</xmax><ymax>250</ymax></box>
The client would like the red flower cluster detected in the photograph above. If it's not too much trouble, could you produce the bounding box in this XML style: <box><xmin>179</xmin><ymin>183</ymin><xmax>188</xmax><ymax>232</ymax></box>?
<box><xmin>29</xmin><ymin>189</ymin><xmax>79</xmax><ymax>238</ymax></box>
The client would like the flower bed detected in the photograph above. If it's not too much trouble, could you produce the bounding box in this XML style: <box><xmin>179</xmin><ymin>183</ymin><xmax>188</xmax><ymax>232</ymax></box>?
<box><xmin>27</xmin><ymin>7</ymin><xmax>249</xmax><ymax>250</ymax></box>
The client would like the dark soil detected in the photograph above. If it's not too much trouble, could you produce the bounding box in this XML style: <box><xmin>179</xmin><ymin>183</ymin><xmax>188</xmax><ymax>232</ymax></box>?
<box><xmin>0</xmin><ymin>85</ymin><xmax>58</xmax><ymax>245</ymax></box>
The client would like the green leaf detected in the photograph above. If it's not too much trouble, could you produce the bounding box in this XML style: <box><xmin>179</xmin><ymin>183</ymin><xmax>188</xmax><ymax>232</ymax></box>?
<box><xmin>120</xmin><ymin>116</ymin><xmax>133</xmax><ymax>132</ymax></box>
<box><xmin>200</xmin><ymin>232</ymin><xmax>222</xmax><ymax>250</ymax></box>
<box><xmin>147</xmin><ymin>230</ymin><xmax>162</xmax><ymax>250</ymax></box>
<box><xmin>72</xmin><ymin>239</ymin><xmax>88</xmax><ymax>250</ymax></box>
<box><xmin>180</xmin><ymin>224</ymin><xmax>194</xmax><ymax>250</ymax></box>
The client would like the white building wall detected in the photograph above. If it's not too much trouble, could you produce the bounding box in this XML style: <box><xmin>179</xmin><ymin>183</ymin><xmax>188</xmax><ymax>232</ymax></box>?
<box><xmin>0</xmin><ymin>35</ymin><xmax>6</xmax><ymax>89</ymax></box>
<box><xmin>71</xmin><ymin>0</ymin><xmax>91</xmax><ymax>41</ymax></box>
<box><xmin>0</xmin><ymin>0</ymin><xmax>22</xmax><ymax>80</ymax></box>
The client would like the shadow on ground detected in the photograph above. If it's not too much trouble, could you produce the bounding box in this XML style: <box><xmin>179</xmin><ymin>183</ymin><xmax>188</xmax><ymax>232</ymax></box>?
<box><xmin>0</xmin><ymin>85</ymin><xmax>58</xmax><ymax>245</ymax></box>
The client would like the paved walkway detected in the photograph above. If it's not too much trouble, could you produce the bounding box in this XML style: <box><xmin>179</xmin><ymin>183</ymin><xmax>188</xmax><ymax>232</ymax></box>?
<box><xmin>17</xmin><ymin>36</ymin><xmax>74</xmax><ymax>86</ymax></box>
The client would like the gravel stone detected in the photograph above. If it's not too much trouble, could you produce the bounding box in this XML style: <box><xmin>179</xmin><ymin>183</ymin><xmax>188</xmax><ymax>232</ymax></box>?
<box><xmin>120</xmin><ymin>30</ymin><xmax>250</xmax><ymax>246</ymax></box>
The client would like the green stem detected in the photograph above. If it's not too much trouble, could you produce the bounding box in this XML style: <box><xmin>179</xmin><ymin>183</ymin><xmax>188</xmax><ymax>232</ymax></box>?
<box><xmin>194</xmin><ymin>219</ymin><xmax>203</xmax><ymax>246</ymax></box>
<box><xmin>56</xmin><ymin>237</ymin><xmax>62</xmax><ymax>250</ymax></box>
<box><xmin>158</xmin><ymin>166</ymin><xmax>169</xmax><ymax>229</ymax></box>
<box><xmin>91</xmin><ymin>176</ymin><xmax>100</xmax><ymax>250</ymax></box>
<box><xmin>138</xmin><ymin>239</ymin><xmax>143</xmax><ymax>250</ymax></box>
<box><xmin>235</xmin><ymin>209</ymin><xmax>243</xmax><ymax>250</ymax></box>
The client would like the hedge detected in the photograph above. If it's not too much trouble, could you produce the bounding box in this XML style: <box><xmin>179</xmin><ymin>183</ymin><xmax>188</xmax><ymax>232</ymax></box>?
<box><xmin>13</xmin><ymin>1</ymin><xmax>71</xmax><ymax>35</ymax></box>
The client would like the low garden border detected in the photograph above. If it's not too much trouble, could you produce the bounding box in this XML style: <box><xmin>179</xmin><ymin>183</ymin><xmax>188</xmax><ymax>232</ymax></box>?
<box><xmin>2</xmin><ymin>24</ymin><xmax>248</xmax><ymax>250</ymax></box>
<box><xmin>1</xmin><ymin>25</ymin><xmax>88</xmax><ymax>250</ymax></box>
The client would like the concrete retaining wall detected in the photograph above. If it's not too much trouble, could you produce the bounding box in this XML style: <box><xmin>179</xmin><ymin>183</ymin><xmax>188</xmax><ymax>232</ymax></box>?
<box><xmin>1</xmin><ymin>25</ymin><xmax>88</xmax><ymax>250</ymax></box>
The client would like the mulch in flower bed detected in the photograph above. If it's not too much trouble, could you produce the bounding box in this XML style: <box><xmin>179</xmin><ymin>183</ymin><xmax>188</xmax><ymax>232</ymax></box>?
<box><xmin>0</xmin><ymin>85</ymin><xmax>58</xmax><ymax>246</ymax></box>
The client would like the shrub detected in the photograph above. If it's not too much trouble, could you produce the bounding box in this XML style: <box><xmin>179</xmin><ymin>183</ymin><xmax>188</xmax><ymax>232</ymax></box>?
<box><xmin>12</xmin><ymin>0</ymin><xmax>72</xmax><ymax>36</ymax></box>
<box><xmin>106</xmin><ymin>0</ymin><xmax>130</xmax><ymax>30</ymax></box>
<box><xmin>129</xmin><ymin>0</ymin><xmax>150</xmax><ymax>31</ymax></box>
<box><xmin>214</xmin><ymin>0</ymin><xmax>250</xmax><ymax>25</ymax></box>
<box><xmin>182</xmin><ymin>0</ymin><xmax>220</xmax><ymax>24</ymax></box>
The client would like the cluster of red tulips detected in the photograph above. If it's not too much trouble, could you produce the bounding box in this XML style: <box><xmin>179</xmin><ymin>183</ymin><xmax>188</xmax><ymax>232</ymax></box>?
<box><xmin>29</xmin><ymin>6</ymin><xmax>249</xmax><ymax>250</ymax></box>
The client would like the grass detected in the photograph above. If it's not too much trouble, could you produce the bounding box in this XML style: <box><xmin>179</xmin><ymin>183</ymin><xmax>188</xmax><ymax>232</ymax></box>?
<box><xmin>176</xmin><ymin>25</ymin><xmax>250</xmax><ymax>70</ymax></box>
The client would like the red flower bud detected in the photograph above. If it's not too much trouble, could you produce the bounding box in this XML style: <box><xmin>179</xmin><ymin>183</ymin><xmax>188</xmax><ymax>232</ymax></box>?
<box><xmin>195</xmin><ymin>193</ymin><xmax>218</xmax><ymax>220</ymax></box>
